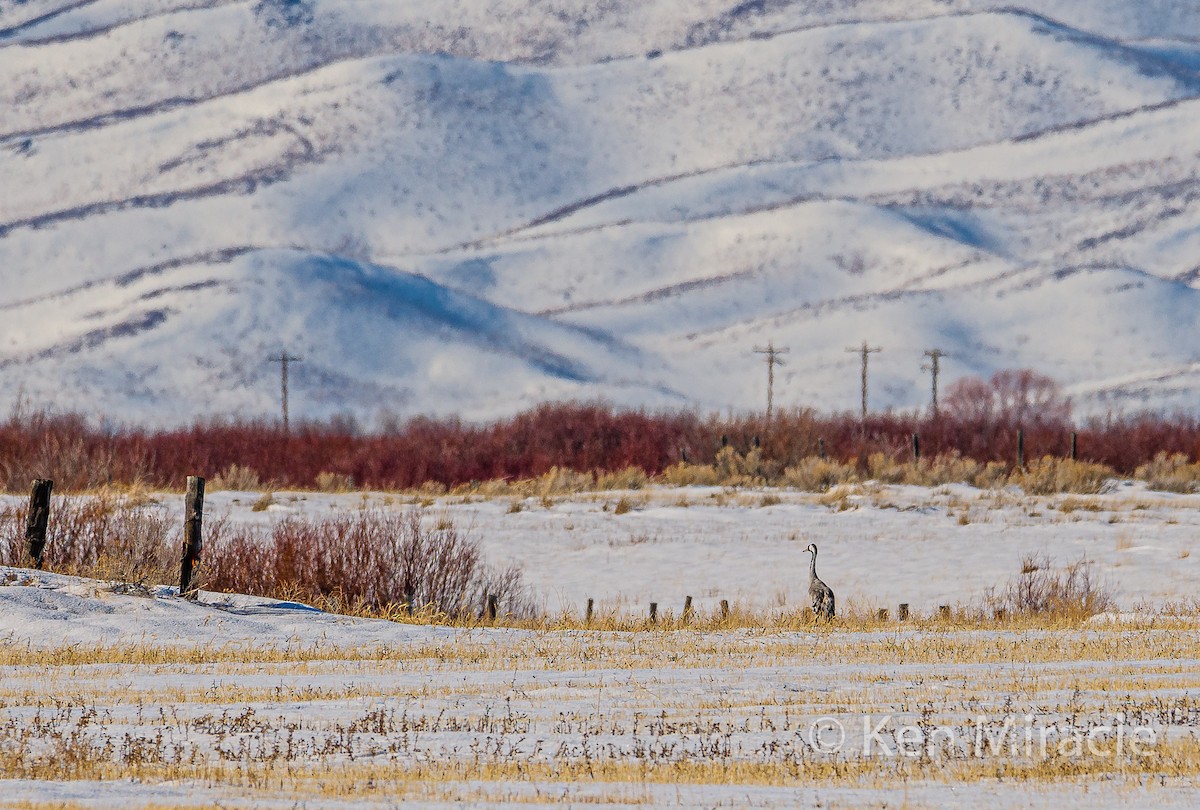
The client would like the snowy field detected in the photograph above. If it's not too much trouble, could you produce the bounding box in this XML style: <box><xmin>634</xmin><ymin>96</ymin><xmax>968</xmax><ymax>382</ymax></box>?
<box><xmin>1</xmin><ymin>483</ymin><xmax>1200</xmax><ymax>807</ymax></box>
<box><xmin>73</xmin><ymin>479</ymin><xmax>1200</xmax><ymax>616</ymax></box>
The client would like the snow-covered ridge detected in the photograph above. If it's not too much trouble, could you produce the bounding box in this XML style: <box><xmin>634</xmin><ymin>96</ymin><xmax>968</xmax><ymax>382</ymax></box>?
<box><xmin>4</xmin><ymin>0</ymin><xmax>1200</xmax><ymax>423</ymax></box>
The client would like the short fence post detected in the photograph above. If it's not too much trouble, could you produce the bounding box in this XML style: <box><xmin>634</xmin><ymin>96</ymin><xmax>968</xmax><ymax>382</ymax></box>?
<box><xmin>912</xmin><ymin>433</ymin><xmax>920</xmax><ymax>462</ymax></box>
<box><xmin>179</xmin><ymin>476</ymin><xmax>205</xmax><ymax>598</ymax></box>
<box><xmin>683</xmin><ymin>595</ymin><xmax>693</xmax><ymax>624</ymax></box>
<box><xmin>876</xmin><ymin>608</ymin><xmax>888</xmax><ymax>621</ymax></box>
<box><xmin>649</xmin><ymin>602</ymin><xmax>658</xmax><ymax>625</ymax></box>
<box><xmin>1070</xmin><ymin>432</ymin><xmax>1077</xmax><ymax>461</ymax></box>
<box><xmin>898</xmin><ymin>603</ymin><xmax>910</xmax><ymax>621</ymax></box>
<box><xmin>24</xmin><ymin>478</ymin><xmax>54</xmax><ymax>570</ymax></box>
<box><xmin>720</xmin><ymin>599</ymin><xmax>730</xmax><ymax>622</ymax></box>
<box><xmin>486</xmin><ymin>594</ymin><xmax>498</xmax><ymax>622</ymax></box>
<box><xmin>1017</xmin><ymin>430</ymin><xmax>1025</xmax><ymax>469</ymax></box>
<box><xmin>585</xmin><ymin>598</ymin><xmax>594</xmax><ymax>625</ymax></box>
<box><xmin>938</xmin><ymin>605</ymin><xmax>950</xmax><ymax>619</ymax></box>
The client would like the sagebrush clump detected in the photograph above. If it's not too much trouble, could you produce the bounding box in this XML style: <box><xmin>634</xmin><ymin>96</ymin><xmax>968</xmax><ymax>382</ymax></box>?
<box><xmin>1135</xmin><ymin>452</ymin><xmax>1200</xmax><ymax>494</ymax></box>
<box><xmin>986</xmin><ymin>552</ymin><xmax>1114</xmax><ymax>619</ymax></box>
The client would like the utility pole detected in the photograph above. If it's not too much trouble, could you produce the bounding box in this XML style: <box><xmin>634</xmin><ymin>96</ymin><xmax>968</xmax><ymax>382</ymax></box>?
<box><xmin>267</xmin><ymin>351</ymin><xmax>302</xmax><ymax>433</ymax></box>
<box><xmin>846</xmin><ymin>341</ymin><xmax>882</xmax><ymax>420</ymax></box>
<box><xmin>753</xmin><ymin>340</ymin><xmax>789</xmax><ymax>425</ymax></box>
<box><xmin>922</xmin><ymin>348</ymin><xmax>948</xmax><ymax>416</ymax></box>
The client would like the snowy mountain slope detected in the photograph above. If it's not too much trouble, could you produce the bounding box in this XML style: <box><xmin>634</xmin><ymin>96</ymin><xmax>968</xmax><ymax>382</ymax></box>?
<box><xmin>0</xmin><ymin>250</ymin><xmax>672</xmax><ymax>420</ymax></box>
<box><xmin>4</xmin><ymin>0</ymin><xmax>1200</xmax><ymax>422</ymax></box>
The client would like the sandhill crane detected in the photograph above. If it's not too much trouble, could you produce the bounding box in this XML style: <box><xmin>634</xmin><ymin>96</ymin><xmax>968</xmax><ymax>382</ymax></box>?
<box><xmin>804</xmin><ymin>543</ymin><xmax>835</xmax><ymax>620</ymax></box>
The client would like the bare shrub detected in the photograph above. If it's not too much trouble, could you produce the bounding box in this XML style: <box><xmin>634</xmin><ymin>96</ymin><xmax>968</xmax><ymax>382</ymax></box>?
<box><xmin>1135</xmin><ymin>452</ymin><xmax>1200</xmax><ymax>494</ymax></box>
<box><xmin>0</xmin><ymin>496</ymin><xmax>176</xmax><ymax>586</ymax></box>
<box><xmin>204</xmin><ymin>509</ymin><xmax>534</xmax><ymax>619</ymax></box>
<box><xmin>987</xmin><ymin>553</ymin><xmax>1114</xmax><ymax>619</ymax></box>
<box><xmin>944</xmin><ymin>369</ymin><xmax>1071</xmax><ymax>427</ymax></box>
<box><xmin>1013</xmin><ymin>457</ymin><xmax>1114</xmax><ymax>495</ymax></box>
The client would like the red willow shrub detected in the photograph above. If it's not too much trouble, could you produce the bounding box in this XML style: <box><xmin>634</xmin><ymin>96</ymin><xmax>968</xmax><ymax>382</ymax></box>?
<box><xmin>0</xmin><ymin>496</ymin><xmax>175</xmax><ymax>584</ymax></box>
<box><xmin>0</xmin><ymin>499</ymin><xmax>530</xmax><ymax>617</ymax></box>
<box><xmin>203</xmin><ymin>509</ymin><xmax>531</xmax><ymax>616</ymax></box>
<box><xmin>4</xmin><ymin>400</ymin><xmax>1200</xmax><ymax>491</ymax></box>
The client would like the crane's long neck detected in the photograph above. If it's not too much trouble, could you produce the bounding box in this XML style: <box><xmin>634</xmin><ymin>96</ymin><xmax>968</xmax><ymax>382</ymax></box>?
<box><xmin>808</xmin><ymin>549</ymin><xmax>818</xmax><ymax>580</ymax></box>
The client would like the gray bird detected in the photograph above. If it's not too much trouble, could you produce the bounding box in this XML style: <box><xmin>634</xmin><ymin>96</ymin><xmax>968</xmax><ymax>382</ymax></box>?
<box><xmin>804</xmin><ymin>543</ymin><xmax>835</xmax><ymax>620</ymax></box>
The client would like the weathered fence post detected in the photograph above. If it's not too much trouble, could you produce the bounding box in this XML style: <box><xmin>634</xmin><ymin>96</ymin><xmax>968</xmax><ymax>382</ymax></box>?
<box><xmin>179</xmin><ymin>476</ymin><xmax>205</xmax><ymax>598</ymax></box>
<box><xmin>912</xmin><ymin>433</ymin><xmax>920</xmax><ymax>462</ymax></box>
<box><xmin>25</xmin><ymin>479</ymin><xmax>53</xmax><ymax>570</ymax></box>
<box><xmin>720</xmin><ymin>599</ymin><xmax>730</xmax><ymax>622</ymax></box>
<box><xmin>649</xmin><ymin>602</ymin><xmax>658</xmax><ymax>625</ymax></box>
<box><xmin>1070</xmin><ymin>432</ymin><xmax>1077</xmax><ymax>461</ymax></box>
<box><xmin>585</xmin><ymin>598</ymin><xmax>594</xmax><ymax>625</ymax></box>
<box><xmin>486</xmin><ymin>594</ymin><xmax>498</xmax><ymax>622</ymax></box>
<box><xmin>1017</xmin><ymin>430</ymin><xmax>1025</xmax><ymax>469</ymax></box>
<box><xmin>682</xmin><ymin>595</ymin><xmax>693</xmax><ymax>624</ymax></box>
<box><xmin>938</xmin><ymin>605</ymin><xmax>951</xmax><ymax>619</ymax></box>
<box><xmin>898</xmin><ymin>603</ymin><xmax>910</xmax><ymax>621</ymax></box>
<box><xmin>876</xmin><ymin>608</ymin><xmax>888</xmax><ymax>621</ymax></box>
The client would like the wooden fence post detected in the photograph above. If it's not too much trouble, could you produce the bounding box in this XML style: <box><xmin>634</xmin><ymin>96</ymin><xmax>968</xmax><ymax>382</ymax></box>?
<box><xmin>486</xmin><ymin>594</ymin><xmax>498</xmax><ymax>622</ymax></box>
<box><xmin>1017</xmin><ymin>430</ymin><xmax>1025</xmax><ymax>469</ymax></box>
<box><xmin>25</xmin><ymin>479</ymin><xmax>53</xmax><ymax>570</ymax></box>
<box><xmin>1070</xmin><ymin>432</ymin><xmax>1077</xmax><ymax>461</ymax></box>
<box><xmin>179</xmin><ymin>476</ymin><xmax>205</xmax><ymax>598</ymax></box>
<box><xmin>818</xmin><ymin>438</ymin><xmax>826</xmax><ymax>460</ymax></box>
<box><xmin>585</xmin><ymin>598</ymin><xmax>594</xmax><ymax>625</ymax></box>
<box><xmin>912</xmin><ymin>433</ymin><xmax>920</xmax><ymax>462</ymax></box>
<box><xmin>720</xmin><ymin>599</ymin><xmax>730</xmax><ymax>622</ymax></box>
<box><xmin>683</xmin><ymin>595</ymin><xmax>693</xmax><ymax>624</ymax></box>
<box><xmin>898</xmin><ymin>603</ymin><xmax>910</xmax><ymax>621</ymax></box>
<box><xmin>876</xmin><ymin>608</ymin><xmax>888</xmax><ymax>621</ymax></box>
<box><xmin>938</xmin><ymin>605</ymin><xmax>951</xmax><ymax>619</ymax></box>
<box><xmin>649</xmin><ymin>602</ymin><xmax>658</xmax><ymax>625</ymax></box>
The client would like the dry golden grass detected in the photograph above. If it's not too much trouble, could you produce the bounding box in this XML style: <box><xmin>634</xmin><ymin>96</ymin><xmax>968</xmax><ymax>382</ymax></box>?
<box><xmin>650</xmin><ymin>451</ymin><xmax>1121</xmax><ymax>494</ymax></box>
<box><xmin>2</xmin><ymin>621</ymin><xmax>1200</xmax><ymax>808</ymax></box>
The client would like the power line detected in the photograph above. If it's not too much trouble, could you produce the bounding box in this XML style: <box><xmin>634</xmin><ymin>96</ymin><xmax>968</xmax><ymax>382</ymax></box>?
<box><xmin>846</xmin><ymin>341</ymin><xmax>882</xmax><ymax>420</ymax></box>
<box><xmin>753</xmin><ymin>340</ymin><xmax>789</xmax><ymax>425</ymax></box>
<box><xmin>267</xmin><ymin>351</ymin><xmax>302</xmax><ymax>433</ymax></box>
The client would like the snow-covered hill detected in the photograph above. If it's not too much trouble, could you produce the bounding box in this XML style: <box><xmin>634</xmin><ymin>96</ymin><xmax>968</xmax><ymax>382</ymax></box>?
<box><xmin>4</xmin><ymin>0</ymin><xmax>1200</xmax><ymax>424</ymax></box>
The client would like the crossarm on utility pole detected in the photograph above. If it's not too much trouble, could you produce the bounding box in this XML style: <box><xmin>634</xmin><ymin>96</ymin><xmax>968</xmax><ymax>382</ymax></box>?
<box><xmin>922</xmin><ymin>348</ymin><xmax>948</xmax><ymax>416</ymax></box>
<box><xmin>846</xmin><ymin>342</ymin><xmax>882</xmax><ymax>420</ymax></box>
<box><xmin>267</xmin><ymin>351</ymin><xmax>303</xmax><ymax>432</ymax></box>
<box><xmin>753</xmin><ymin>340</ymin><xmax>790</xmax><ymax>425</ymax></box>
